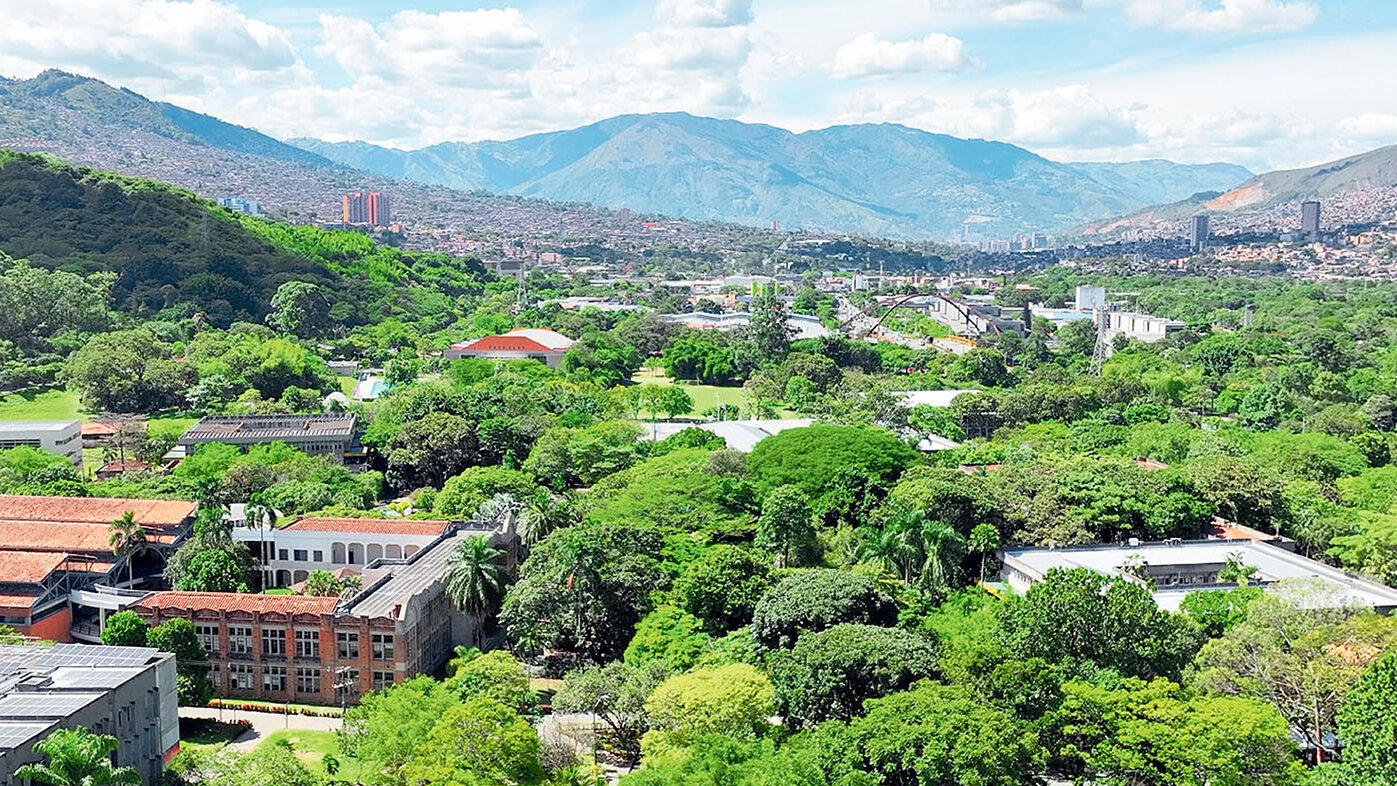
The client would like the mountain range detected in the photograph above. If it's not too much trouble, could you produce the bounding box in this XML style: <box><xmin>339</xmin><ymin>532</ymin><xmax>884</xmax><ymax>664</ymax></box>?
<box><xmin>1082</xmin><ymin>143</ymin><xmax>1397</xmax><ymax>237</ymax></box>
<box><xmin>292</xmin><ymin>115</ymin><xmax>1251</xmax><ymax>239</ymax></box>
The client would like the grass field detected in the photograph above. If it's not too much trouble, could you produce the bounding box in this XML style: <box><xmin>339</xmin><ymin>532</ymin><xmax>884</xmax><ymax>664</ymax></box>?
<box><xmin>629</xmin><ymin>367</ymin><xmax>747</xmax><ymax>415</ymax></box>
<box><xmin>256</xmin><ymin>729</ymin><xmax>364</xmax><ymax>783</ymax></box>
<box><xmin>0</xmin><ymin>388</ymin><xmax>82</xmax><ymax>420</ymax></box>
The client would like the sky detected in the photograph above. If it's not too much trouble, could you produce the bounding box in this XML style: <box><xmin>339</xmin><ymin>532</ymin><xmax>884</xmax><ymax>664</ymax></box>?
<box><xmin>2</xmin><ymin>0</ymin><xmax>1396</xmax><ymax>171</ymax></box>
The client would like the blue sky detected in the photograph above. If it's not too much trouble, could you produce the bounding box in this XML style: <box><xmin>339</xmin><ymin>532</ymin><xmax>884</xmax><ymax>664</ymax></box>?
<box><xmin>3</xmin><ymin>0</ymin><xmax>1396</xmax><ymax>171</ymax></box>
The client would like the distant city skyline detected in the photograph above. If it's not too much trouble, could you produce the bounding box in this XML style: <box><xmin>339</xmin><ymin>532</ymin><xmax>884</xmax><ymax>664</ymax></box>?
<box><xmin>1</xmin><ymin>0</ymin><xmax>1395</xmax><ymax>171</ymax></box>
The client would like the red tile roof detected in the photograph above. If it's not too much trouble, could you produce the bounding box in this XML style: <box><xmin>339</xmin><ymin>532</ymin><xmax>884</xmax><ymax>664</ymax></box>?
<box><xmin>0</xmin><ymin>550</ymin><xmax>69</xmax><ymax>584</ymax></box>
<box><xmin>451</xmin><ymin>335</ymin><xmax>557</xmax><ymax>353</ymax></box>
<box><xmin>0</xmin><ymin>495</ymin><xmax>196</xmax><ymax>527</ymax></box>
<box><xmin>81</xmin><ymin>422</ymin><xmax>121</xmax><ymax>437</ymax></box>
<box><xmin>0</xmin><ymin>520</ymin><xmax>116</xmax><ymax>553</ymax></box>
<box><xmin>0</xmin><ymin>593</ymin><xmax>39</xmax><ymax>612</ymax></box>
<box><xmin>282</xmin><ymin>517</ymin><xmax>449</xmax><ymax>536</ymax></box>
<box><xmin>135</xmin><ymin>591</ymin><xmax>340</xmax><ymax>616</ymax></box>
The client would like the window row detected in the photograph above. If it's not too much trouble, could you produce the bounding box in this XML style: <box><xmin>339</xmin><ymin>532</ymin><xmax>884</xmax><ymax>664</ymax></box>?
<box><xmin>193</xmin><ymin>624</ymin><xmax>395</xmax><ymax>661</ymax></box>
<box><xmin>212</xmin><ymin>664</ymin><xmax>396</xmax><ymax>694</ymax></box>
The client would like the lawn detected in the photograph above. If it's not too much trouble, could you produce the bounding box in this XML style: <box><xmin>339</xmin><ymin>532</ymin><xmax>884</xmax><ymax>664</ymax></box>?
<box><xmin>179</xmin><ymin>717</ymin><xmax>250</xmax><ymax>747</ymax></box>
<box><xmin>0</xmin><ymin>388</ymin><xmax>82</xmax><ymax>421</ymax></box>
<box><xmin>256</xmin><ymin>729</ymin><xmax>365</xmax><ymax>783</ymax></box>
<box><xmin>629</xmin><ymin>367</ymin><xmax>747</xmax><ymax>415</ymax></box>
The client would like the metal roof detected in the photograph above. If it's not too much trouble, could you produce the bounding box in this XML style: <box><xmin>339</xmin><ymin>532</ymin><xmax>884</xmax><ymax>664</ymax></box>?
<box><xmin>181</xmin><ymin>414</ymin><xmax>356</xmax><ymax>442</ymax></box>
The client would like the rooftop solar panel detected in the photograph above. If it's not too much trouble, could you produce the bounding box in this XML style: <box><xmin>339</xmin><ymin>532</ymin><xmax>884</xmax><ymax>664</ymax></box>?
<box><xmin>0</xmin><ymin>692</ymin><xmax>101</xmax><ymax>718</ymax></box>
<box><xmin>0</xmin><ymin>721</ymin><xmax>54</xmax><ymax>750</ymax></box>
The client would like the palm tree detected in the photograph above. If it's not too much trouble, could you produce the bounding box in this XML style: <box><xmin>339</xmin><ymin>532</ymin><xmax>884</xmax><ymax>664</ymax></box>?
<box><xmin>108</xmin><ymin>511</ymin><xmax>148</xmax><ymax>587</ymax></box>
<box><xmin>967</xmin><ymin>523</ymin><xmax>1001</xmax><ymax>585</ymax></box>
<box><xmin>16</xmin><ymin>727</ymin><xmax>140</xmax><ymax>786</ymax></box>
<box><xmin>519</xmin><ymin>489</ymin><xmax>579</xmax><ymax>546</ymax></box>
<box><xmin>444</xmin><ymin>535</ymin><xmax>507</xmax><ymax>645</ymax></box>
<box><xmin>915</xmin><ymin>519</ymin><xmax>964</xmax><ymax>594</ymax></box>
<box><xmin>244</xmin><ymin>496</ymin><xmax>277</xmax><ymax>585</ymax></box>
<box><xmin>473</xmin><ymin>493</ymin><xmax>523</xmax><ymax>533</ymax></box>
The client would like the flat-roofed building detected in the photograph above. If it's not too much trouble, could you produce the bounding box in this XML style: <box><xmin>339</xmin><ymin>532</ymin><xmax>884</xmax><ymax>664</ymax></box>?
<box><xmin>0</xmin><ymin>421</ymin><xmax>81</xmax><ymax>468</ymax></box>
<box><xmin>233</xmin><ymin>516</ymin><xmax>452</xmax><ymax>587</ymax></box>
<box><xmin>1000</xmin><ymin>538</ymin><xmax>1397</xmax><ymax>612</ymax></box>
<box><xmin>178</xmin><ymin>414</ymin><xmax>358</xmax><ymax>464</ymax></box>
<box><xmin>0</xmin><ymin>643</ymin><xmax>177</xmax><ymax>786</ymax></box>
<box><xmin>445</xmin><ymin>328</ymin><xmax>576</xmax><ymax>368</ymax></box>
<box><xmin>134</xmin><ymin>520</ymin><xmax>517</xmax><ymax>705</ymax></box>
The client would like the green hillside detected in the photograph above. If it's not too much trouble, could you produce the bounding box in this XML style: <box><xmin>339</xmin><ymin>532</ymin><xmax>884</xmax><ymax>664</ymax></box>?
<box><xmin>0</xmin><ymin>150</ymin><xmax>488</xmax><ymax>327</ymax></box>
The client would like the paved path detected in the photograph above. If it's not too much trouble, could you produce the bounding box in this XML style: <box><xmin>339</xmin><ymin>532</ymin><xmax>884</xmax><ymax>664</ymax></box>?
<box><xmin>182</xmin><ymin>706</ymin><xmax>341</xmax><ymax>749</ymax></box>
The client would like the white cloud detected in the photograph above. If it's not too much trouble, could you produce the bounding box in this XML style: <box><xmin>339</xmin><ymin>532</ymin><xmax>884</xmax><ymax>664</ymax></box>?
<box><xmin>658</xmin><ymin>0</ymin><xmax>753</xmax><ymax>27</ymax></box>
<box><xmin>841</xmin><ymin>84</ymin><xmax>1144</xmax><ymax>149</ymax></box>
<box><xmin>830</xmin><ymin>32</ymin><xmax>977</xmax><ymax>79</ymax></box>
<box><xmin>0</xmin><ymin>0</ymin><xmax>299</xmax><ymax>92</ymax></box>
<box><xmin>316</xmin><ymin>9</ymin><xmax>544</xmax><ymax>90</ymax></box>
<box><xmin>1337</xmin><ymin>113</ymin><xmax>1397</xmax><ymax>142</ymax></box>
<box><xmin>1124</xmin><ymin>0</ymin><xmax>1318</xmax><ymax>34</ymax></box>
<box><xmin>931</xmin><ymin>0</ymin><xmax>1084</xmax><ymax>22</ymax></box>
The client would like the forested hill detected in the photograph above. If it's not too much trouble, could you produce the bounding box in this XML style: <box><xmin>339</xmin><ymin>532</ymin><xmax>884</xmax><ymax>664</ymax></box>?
<box><xmin>0</xmin><ymin>150</ymin><xmax>489</xmax><ymax>326</ymax></box>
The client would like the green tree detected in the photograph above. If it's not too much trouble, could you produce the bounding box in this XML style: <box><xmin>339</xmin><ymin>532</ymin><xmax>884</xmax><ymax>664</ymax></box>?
<box><xmin>1189</xmin><ymin>587</ymin><xmax>1397</xmax><ymax>763</ymax></box>
<box><xmin>770</xmin><ymin>623</ymin><xmax>937</xmax><ymax>727</ymax></box>
<box><xmin>176</xmin><ymin>549</ymin><xmax>250</xmax><ymax>593</ymax></box>
<box><xmin>63</xmin><ymin>328</ymin><xmax>192</xmax><ymax>413</ymax></box>
<box><xmin>434</xmin><ymin>466</ymin><xmax>539</xmax><ymax>517</ymax></box>
<box><xmin>99</xmin><ymin>610</ymin><xmax>149</xmax><ymax>647</ymax></box>
<box><xmin>340</xmin><ymin>676</ymin><xmax>457</xmax><ymax>785</ymax></box>
<box><xmin>108</xmin><ymin>511</ymin><xmax>148</xmax><ymax>587</ymax></box>
<box><xmin>755</xmin><ymin>486</ymin><xmax>816</xmax><ymax>568</ymax></box>
<box><xmin>968</xmin><ymin>522</ymin><xmax>1000</xmax><ymax>584</ymax></box>
<box><xmin>400</xmin><ymin>699</ymin><xmax>545</xmax><ymax>786</ymax></box>
<box><xmin>740</xmin><ymin>288</ymin><xmax>793</xmax><ymax>362</ymax></box>
<box><xmin>205</xmin><ymin>744</ymin><xmax>322</xmax><ymax>786</ymax></box>
<box><xmin>560</xmin><ymin>331</ymin><xmax>640</xmax><ymax>388</ymax></box>
<box><xmin>859</xmin><ymin>506</ymin><xmax>964</xmax><ymax>594</ymax></box>
<box><xmin>443</xmin><ymin>535</ymin><xmax>507</xmax><ymax>643</ymax></box>
<box><xmin>555</xmin><ymin>660</ymin><xmax>670</xmax><ymax>764</ymax></box>
<box><xmin>500</xmin><ymin>521</ymin><xmax>667</xmax><ymax>662</ymax></box>
<box><xmin>621</xmin><ymin>736</ymin><xmax>830</xmax><ymax>786</ymax></box>
<box><xmin>997</xmin><ymin>567</ymin><xmax>1202</xmax><ymax>680</ymax></box>
<box><xmin>641</xmin><ymin>663</ymin><xmax>775</xmax><ymax>758</ymax></box>
<box><xmin>810</xmin><ymin>681</ymin><xmax>1045</xmax><ymax>786</ymax></box>
<box><xmin>751</xmin><ymin>569</ymin><xmax>898</xmax><ymax>650</ymax></box>
<box><xmin>384</xmin><ymin>412</ymin><xmax>478</xmax><ymax>491</ymax></box>
<box><xmin>149</xmin><ymin>619</ymin><xmax>212</xmax><ymax>706</ymax></box>
<box><xmin>449</xmin><ymin>650</ymin><xmax>535</xmax><ymax>712</ymax></box>
<box><xmin>674</xmin><ymin>545</ymin><xmax>772</xmax><ymax>632</ymax></box>
<box><xmin>15</xmin><ymin>727</ymin><xmax>141</xmax><ymax>786</ymax></box>
<box><xmin>1053</xmin><ymin>678</ymin><xmax>1302</xmax><ymax>786</ymax></box>
<box><xmin>1179</xmin><ymin>586</ymin><xmax>1263</xmax><ymax>638</ymax></box>
<box><xmin>747</xmin><ymin>424</ymin><xmax>920</xmax><ymax>496</ymax></box>
<box><xmin>267</xmin><ymin>280</ymin><xmax>333</xmax><ymax>338</ymax></box>
<box><xmin>1336</xmin><ymin>651</ymin><xmax>1397</xmax><ymax>785</ymax></box>
<box><xmin>623</xmin><ymin>605</ymin><xmax>711</xmax><ymax>671</ymax></box>
<box><xmin>301</xmin><ymin>569</ymin><xmax>360</xmax><ymax>598</ymax></box>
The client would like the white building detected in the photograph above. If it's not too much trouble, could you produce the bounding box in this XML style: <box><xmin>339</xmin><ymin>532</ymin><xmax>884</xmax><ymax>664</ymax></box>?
<box><xmin>234</xmin><ymin>517</ymin><xmax>452</xmax><ymax>587</ymax></box>
<box><xmin>444</xmin><ymin>328</ymin><xmax>576</xmax><ymax>368</ymax></box>
<box><xmin>1000</xmin><ymin>538</ymin><xmax>1397</xmax><ymax>612</ymax></box>
<box><xmin>1074</xmin><ymin>285</ymin><xmax>1107</xmax><ymax>311</ymax></box>
<box><xmin>0</xmin><ymin>420</ymin><xmax>82</xmax><ymax>467</ymax></box>
<box><xmin>653</xmin><ymin>311</ymin><xmax>831</xmax><ymax>340</ymax></box>
<box><xmin>1106</xmin><ymin>311</ymin><xmax>1186</xmax><ymax>344</ymax></box>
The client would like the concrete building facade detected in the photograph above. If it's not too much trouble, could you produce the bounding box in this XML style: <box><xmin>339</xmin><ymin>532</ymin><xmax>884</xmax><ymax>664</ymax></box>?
<box><xmin>233</xmin><ymin>516</ymin><xmax>450</xmax><ymax>587</ymax></box>
<box><xmin>0</xmin><ymin>644</ymin><xmax>178</xmax><ymax>786</ymax></box>
<box><xmin>445</xmin><ymin>328</ymin><xmax>576</xmax><ymax>368</ymax></box>
<box><xmin>0</xmin><ymin>421</ymin><xmax>81</xmax><ymax>468</ymax></box>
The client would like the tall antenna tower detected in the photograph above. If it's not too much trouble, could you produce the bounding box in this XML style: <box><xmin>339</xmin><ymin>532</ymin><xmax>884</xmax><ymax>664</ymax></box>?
<box><xmin>1090</xmin><ymin>307</ymin><xmax>1111</xmax><ymax>375</ymax></box>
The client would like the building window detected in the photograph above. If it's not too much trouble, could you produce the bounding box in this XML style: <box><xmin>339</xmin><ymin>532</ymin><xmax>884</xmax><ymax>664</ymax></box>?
<box><xmin>372</xmin><ymin>670</ymin><xmax>395</xmax><ymax>691</ymax></box>
<box><xmin>229</xmin><ymin>664</ymin><xmax>254</xmax><ymax>691</ymax></box>
<box><xmin>313</xmin><ymin>550</ymin><xmax>323</xmax><ymax>562</ymax></box>
<box><xmin>337</xmin><ymin>631</ymin><xmax>359</xmax><ymax>660</ymax></box>
<box><xmin>336</xmin><ymin>668</ymin><xmax>360</xmax><ymax>698</ymax></box>
<box><xmin>278</xmin><ymin>549</ymin><xmax>289</xmax><ymax>561</ymax></box>
<box><xmin>262</xmin><ymin>628</ymin><xmax>286</xmax><ymax>658</ymax></box>
<box><xmin>228</xmin><ymin>626</ymin><xmax>253</xmax><ymax>657</ymax></box>
<box><xmin>210</xmin><ymin>664</ymin><xmax>221</xmax><ymax>689</ymax></box>
<box><xmin>293</xmin><ymin>549</ymin><xmax>308</xmax><ymax>561</ymax></box>
<box><xmin>295</xmin><ymin>629</ymin><xmax>320</xmax><ymax>659</ymax></box>
<box><xmin>195</xmin><ymin>624</ymin><xmax>220</xmax><ymax>653</ymax></box>
<box><xmin>296</xmin><ymin>668</ymin><xmax>320</xmax><ymax>694</ymax></box>
<box><xmin>371</xmin><ymin>633</ymin><xmax>395</xmax><ymax>661</ymax></box>
<box><xmin>263</xmin><ymin>666</ymin><xmax>287</xmax><ymax>693</ymax></box>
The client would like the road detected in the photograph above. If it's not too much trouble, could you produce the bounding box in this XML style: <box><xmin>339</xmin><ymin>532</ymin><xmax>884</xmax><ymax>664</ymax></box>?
<box><xmin>181</xmin><ymin>706</ymin><xmax>341</xmax><ymax>749</ymax></box>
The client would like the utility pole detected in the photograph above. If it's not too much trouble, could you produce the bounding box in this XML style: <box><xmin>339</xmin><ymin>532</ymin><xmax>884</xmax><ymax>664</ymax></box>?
<box><xmin>1090</xmin><ymin>307</ymin><xmax>1110</xmax><ymax>376</ymax></box>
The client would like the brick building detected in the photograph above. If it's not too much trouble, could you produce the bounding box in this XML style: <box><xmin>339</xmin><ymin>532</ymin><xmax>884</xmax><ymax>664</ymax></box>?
<box><xmin>132</xmin><ymin>524</ymin><xmax>512</xmax><ymax>704</ymax></box>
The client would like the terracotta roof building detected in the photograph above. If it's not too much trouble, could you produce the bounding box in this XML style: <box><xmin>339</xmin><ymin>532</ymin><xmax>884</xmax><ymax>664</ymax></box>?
<box><xmin>235</xmin><ymin>517</ymin><xmax>452</xmax><ymax>588</ymax></box>
<box><xmin>444</xmin><ymin>328</ymin><xmax>575</xmax><ymax>368</ymax></box>
<box><xmin>135</xmin><ymin>518</ymin><xmax>518</xmax><ymax>706</ymax></box>
<box><xmin>0</xmin><ymin>495</ymin><xmax>197</xmax><ymax>642</ymax></box>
